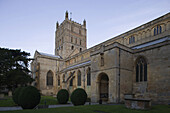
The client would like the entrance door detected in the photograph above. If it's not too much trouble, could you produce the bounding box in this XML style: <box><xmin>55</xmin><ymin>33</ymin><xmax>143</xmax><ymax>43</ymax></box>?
<box><xmin>99</xmin><ymin>73</ymin><xmax>109</xmax><ymax>101</ymax></box>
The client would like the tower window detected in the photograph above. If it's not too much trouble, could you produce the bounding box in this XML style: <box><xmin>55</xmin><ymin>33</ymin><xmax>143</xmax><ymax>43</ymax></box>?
<box><xmin>76</xmin><ymin>38</ymin><xmax>77</xmax><ymax>44</ymax></box>
<box><xmin>71</xmin><ymin>37</ymin><xmax>73</xmax><ymax>43</ymax></box>
<box><xmin>71</xmin><ymin>46</ymin><xmax>74</xmax><ymax>50</ymax></box>
<box><xmin>62</xmin><ymin>37</ymin><xmax>64</xmax><ymax>43</ymax></box>
<box><xmin>79</xmin><ymin>29</ymin><xmax>81</xmax><ymax>35</ymax></box>
<box><xmin>80</xmin><ymin>48</ymin><xmax>82</xmax><ymax>52</ymax></box>
<box><xmin>80</xmin><ymin>40</ymin><xmax>82</xmax><ymax>45</ymax></box>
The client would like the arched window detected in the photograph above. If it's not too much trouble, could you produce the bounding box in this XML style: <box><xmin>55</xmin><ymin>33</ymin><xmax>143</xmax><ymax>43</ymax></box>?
<box><xmin>63</xmin><ymin>74</ymin><xmax>65</xmax><ymax>82</ymax></box>
<box><xmin>70</xmin><ymin>78</ymin><xmax>73</xmax><ymax>86</ymax></box>
<box><xmin>80</xmin><ymin>40</ymin><xmax>82</xmax><ymax>45</ymax></box>
<box><xmin>87</xmin><ymin>67</ymin><xmax>91</xmax><ymax>86</ymax></box>
<box><xmin>47</xmin><ymin>71</ymin><xmax>53</xmax><ymax>86</ymax></box>
<box><xmin>154</xmin><ymin>28</ymin><xmax>156</xmax><ymax>36</ymax></box>
<box><xmin>159</xmin><ymin>26</ymin><xmax>162</xmax><ymax>34</ymax></box>
<box><xmin>71</xmin><ymin>37</ymin><xmax>73</xmax><ymax>43</ymax></box>
<box><xmin>79</xmin><ymin>29</ymin><xmax>81</xmax><ymax>35</ymax></box>
<box><xmin>58</xmin><ymin>76</ymin><xmax>60</xmax><ymax>86</ymax></box>
<box><xmin>75</xmin><ymin>38</ymin><xmax>77</xmax><ymax>44</ymax></box>
<box><xmin>129</xmin><ymin>36</ymin><xmax>135</xmax><ymax>44</ymax></box>
<box><xmin>77</xmin><ymin>70</ymin><xmax>81</xmax><ymax>86</ymax></box>
<box><xmin>62</xmin><ymin>37</ymin><xmax>64</xmax><ymax>43</ymax></box>
<box><xmin>71</xmin><ymin>45</ymin><xmax>74</xmax><ymax>50</ymax></box>
<box><xmin>154</xmin><ymin>25</ymin><xmax>162</xmax><ymax>36</ymax></box>
<box><xmin>136</xmin><ymin>57</ymin><xmax>147</xmax><ymax>82</ymax></box>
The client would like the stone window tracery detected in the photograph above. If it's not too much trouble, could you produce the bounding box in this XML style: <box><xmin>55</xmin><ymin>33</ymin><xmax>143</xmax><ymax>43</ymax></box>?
<box><xmin>87</xmin><ymin>68</ymin><xmax>91</xmax><ymax>86</ymax></box>
<box><xmin>80</xmin><ymin>39</ymin><xmax>82</xmax><ymax>45</ymax></box>
<box><xmin>70</xmin><ymin>78</ymin><xmax>73</xmax><ymax>86</ymax></box>
<box><xmin>58</xmin><ymin>76</ymin><xmax>60</xmax><ymax>86</ymax></box>
<box><xmin>136</xmin><ymin>57</ymin><xmax>147</xmax><ymax>82</ymax></box>
<box><xmin>77</xmin><ymin>70</ymin><xmax>81</xmax><ymax>86</ymax></box>
<box><xmin>47</xmin><ymin>71</ymin><xmax>53</xmax><ymax>86</ymax></box>
<box><xmin>154</xmin><ymin>25</ymin><xmax>162</xmax><ymax>36</ymax></box>
<box><xmin>71</xmin><ymin>37</ymin><xmax>73</xmax><ymax>43</ymax></box>
<box><xmin>129</xmin><ymin>36</ymin><xmax>135</xmax><ymax>44</ymax></box>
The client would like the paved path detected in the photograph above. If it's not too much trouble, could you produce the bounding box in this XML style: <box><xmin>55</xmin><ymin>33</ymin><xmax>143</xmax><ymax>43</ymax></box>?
<box><xmin>0</xmin><ymin>102</ymin><xmax>100</xmax><ymax>111</ymax></box>
<box><xmin>0</xmin><ymin>106</ymin><xmax>22</xmax><ymax>111</ymax></box>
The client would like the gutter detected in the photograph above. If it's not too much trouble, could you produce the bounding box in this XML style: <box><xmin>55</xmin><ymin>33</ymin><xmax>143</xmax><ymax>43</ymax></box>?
<box><xmin>118</xmin><ymin>48</ymin><xmax>121</xmax><ymax>103</ymax></box>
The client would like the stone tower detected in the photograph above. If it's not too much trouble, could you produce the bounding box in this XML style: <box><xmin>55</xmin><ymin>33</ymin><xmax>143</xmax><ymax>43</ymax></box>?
<box><xmin>55</xmin><ymin>11</ymin><xmax>87</xmax><ymax>59</ymax></box>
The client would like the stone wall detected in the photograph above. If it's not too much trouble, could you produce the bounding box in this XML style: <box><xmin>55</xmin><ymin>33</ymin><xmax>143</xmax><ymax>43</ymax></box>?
<box><xmin>119</xmin><ymin>48</ymin><xmax>133</xmax><ymax>102</ymax></box>
<box><xmin>31</xmin><ymin>53</ymin><xmax>58</xmax><ymax>96</ymax></box>
<box><xmin>133</xmin><ymin>41</ymin><xmax>170</xmax><ymax>104</ymax></box>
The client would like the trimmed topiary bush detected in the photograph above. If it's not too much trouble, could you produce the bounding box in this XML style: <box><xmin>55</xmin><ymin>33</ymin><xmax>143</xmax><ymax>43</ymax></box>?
<box><xmin>57</xmin><ymin>89</ymin><xmax>69</xmax><ymax>104</ymax></box>
<box><xmin>18</xmin><ymin>86</ymin><xmax>41</xmax><ymax>109</ymax></box>
<box><xmin>71</xmin><ymin>88</ymin><xmax>87</xmax><ymax>106</ymax></box>
<box><xmin>12</xmin><ymin>87</ymin><xmax>26</xmax><ymax>105</ymax></box>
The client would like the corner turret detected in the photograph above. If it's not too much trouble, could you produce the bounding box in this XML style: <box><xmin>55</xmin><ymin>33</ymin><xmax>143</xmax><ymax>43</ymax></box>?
<box><xmin>65</xmin><ymin>11</ymin><xmax>69</xmax><ymax>20</ymax></box>
<box><xmin>83</xmin><ymin>19</ymin><xmax>86</xmax><ymax>27</ymax></box>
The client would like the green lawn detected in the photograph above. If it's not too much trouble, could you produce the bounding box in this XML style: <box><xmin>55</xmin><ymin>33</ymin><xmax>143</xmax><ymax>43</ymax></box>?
<box><xmin>0</xmin><ymin>96</ymin><xmax>58</xmax><ymax>107</ymax></box>
<box><xmin>39</xmin><ymin>96</ymin><xmax>58</xmax><ymax>105</ymax></box>
<box><xmin>0</xmin><ymin>97</ymin><xmax>16</xmax><ymax>107</ymax></box>
<box><xmin>0</xmin><ymin>105</ymin><xmax>170</xmax><ymax>113</ymax></box>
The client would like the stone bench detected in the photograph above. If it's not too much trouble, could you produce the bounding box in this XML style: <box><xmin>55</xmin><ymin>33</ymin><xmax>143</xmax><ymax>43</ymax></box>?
<box><xmin>124</xmin><ymin>98</ymin><xmax>151</xmax><ymax>110</ymax></box>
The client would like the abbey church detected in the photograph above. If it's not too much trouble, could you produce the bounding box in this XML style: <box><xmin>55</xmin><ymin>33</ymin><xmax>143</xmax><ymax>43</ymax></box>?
<box><xmin>31</xmin><ymin>12</ymin><xmax>170</xmax><ymax>104</ymax></box>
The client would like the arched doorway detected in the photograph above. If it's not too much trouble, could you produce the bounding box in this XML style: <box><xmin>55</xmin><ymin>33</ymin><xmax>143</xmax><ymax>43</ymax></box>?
<box><xmin>98</xmin><ymin>73</ymin><xmax>109</xmax><ymax>101</ymax></box>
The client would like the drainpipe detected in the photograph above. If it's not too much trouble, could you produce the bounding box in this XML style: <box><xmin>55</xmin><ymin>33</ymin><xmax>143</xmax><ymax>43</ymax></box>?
<box><xmin>84</xmin><ymin>67</ymin><xmax>85</xmax><ymax>89</ymax></box>
<box><xmin>118</xmin><ymin>48</ymin><xmax>121</xmax><ymax>103</ymax></box>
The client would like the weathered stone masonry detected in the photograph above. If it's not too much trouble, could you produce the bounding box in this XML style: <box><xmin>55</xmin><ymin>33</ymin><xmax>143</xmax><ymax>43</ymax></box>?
<box><xmin>31</xmin><ymin>12</ymin><xmax>170</xmax><ymax>104</ymax></box>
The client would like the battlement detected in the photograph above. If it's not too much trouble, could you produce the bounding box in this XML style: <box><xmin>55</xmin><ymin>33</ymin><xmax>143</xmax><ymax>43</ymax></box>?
<box><xmin>56</xmin><ymin>11</ymin><xmax>86</xmax><ymax>31</ymax></box>
<box><xmin>55</xmin><ymin>11</ymin><xmax>87</xmax><ymax>59</ymax></box>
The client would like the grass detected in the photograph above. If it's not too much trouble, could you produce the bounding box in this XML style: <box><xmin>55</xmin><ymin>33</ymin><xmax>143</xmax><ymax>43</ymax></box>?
<box><xmin>0</xmin><ymin>96</ymin><xmax>58</xmax><ymax>107</ymax></box>
<box><xmin>0</xmin><ymin>97</ymin><xmax>16</xmax><ymax>107</ymax></box>
<box><xmin>39</xmin><ymin>96</ymin><xmax>58</xmax><ymax>105</ymax></box>
<box><xmin>0</xmin><ymin>105</ymin><xmax>170</xmax><ymax>113</ymax></box>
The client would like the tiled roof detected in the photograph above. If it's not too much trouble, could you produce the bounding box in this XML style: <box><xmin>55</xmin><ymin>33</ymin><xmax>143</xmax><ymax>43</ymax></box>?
<box><xmin>63</xmin><ymin>60</ymin><xmax>91</xmax><ymax>71</ymax></box>
<box><xmin>38</xmin><ymin>52</ymin><xmax>62</xmax><ymax>59</ymax></box>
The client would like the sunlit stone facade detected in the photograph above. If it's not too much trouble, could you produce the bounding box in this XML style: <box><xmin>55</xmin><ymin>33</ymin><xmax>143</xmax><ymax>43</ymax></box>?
<box><xmin>31</xmin><ymin>12</ymin><xmax>170</xmax><ymax>104</ymax></box>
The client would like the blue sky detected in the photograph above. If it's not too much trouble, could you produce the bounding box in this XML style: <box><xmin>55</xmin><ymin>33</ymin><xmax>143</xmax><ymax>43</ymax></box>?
<box><xmin>0</xmin><ymin>0</ymin><xmax>169</xmax><ymax>58</ymax></box>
